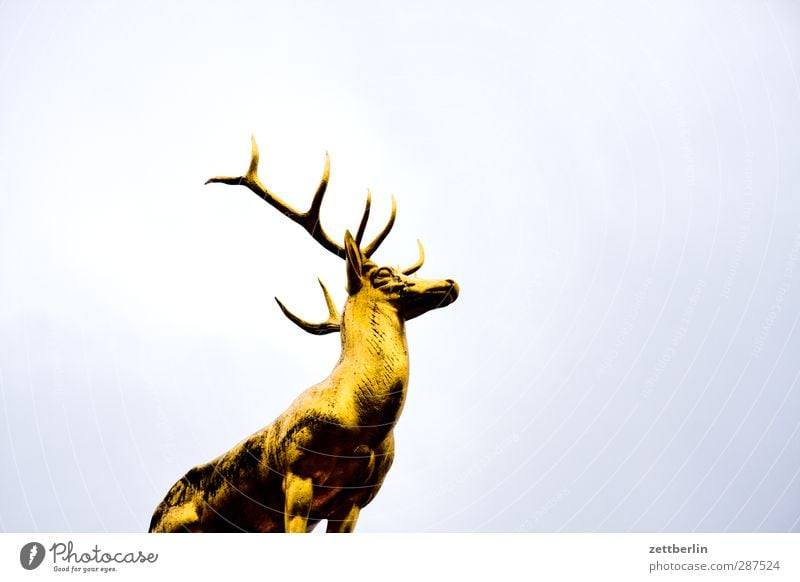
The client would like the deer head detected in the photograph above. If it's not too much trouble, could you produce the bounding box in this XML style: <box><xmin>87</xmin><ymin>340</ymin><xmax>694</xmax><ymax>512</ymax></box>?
<box><xmin>205</xmin><ymin>136</ymin><xmax>459</xmax><ymax>335</ymax></box>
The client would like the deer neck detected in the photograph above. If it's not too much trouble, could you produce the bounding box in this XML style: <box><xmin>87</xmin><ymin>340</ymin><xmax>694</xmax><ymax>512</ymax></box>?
<box><xmin>335</xmin><ymin>292</ymin><xmax>409</xmax><ymax>432</ymax></box>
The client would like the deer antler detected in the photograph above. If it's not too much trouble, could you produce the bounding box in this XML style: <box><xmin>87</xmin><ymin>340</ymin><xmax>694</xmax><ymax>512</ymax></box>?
<box><xmin>274</xmin><ymin>278</ymin><xmax>341</xmax><ymax>335</ymax></box>
<box><xmin>205</xmin><ymin>136</ymin><xmax>395</xmax><ymax>258</ymax></box>
<box><xmin>402</xmin><ymin>240</ymin><xmax>425</xmax><ymax>275</ymax></box>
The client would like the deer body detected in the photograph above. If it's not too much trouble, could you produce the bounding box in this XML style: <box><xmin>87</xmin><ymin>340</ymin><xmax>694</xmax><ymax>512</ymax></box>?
<box><xmin>149</xmin><ymin>137</ymin><xmax>458</xmax><ymax>533</ymax></box>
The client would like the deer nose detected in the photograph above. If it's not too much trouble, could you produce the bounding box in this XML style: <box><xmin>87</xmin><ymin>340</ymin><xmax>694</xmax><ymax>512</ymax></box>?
<box><xmin>446</xmin><ymin>279</ymin><xmax>460</xmax><ymax>299</ymax></box>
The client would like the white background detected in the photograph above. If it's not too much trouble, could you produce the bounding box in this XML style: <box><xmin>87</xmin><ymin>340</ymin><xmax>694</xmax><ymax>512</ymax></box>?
<box><xmin>1</xmin><ymin>1</ymin><xmax>799</xmax><ymax>532</ymax></box>
<box><xmin>2</xmin><ymin>534</ymin><xmax>798</xmax><ymax>581</ymax></box>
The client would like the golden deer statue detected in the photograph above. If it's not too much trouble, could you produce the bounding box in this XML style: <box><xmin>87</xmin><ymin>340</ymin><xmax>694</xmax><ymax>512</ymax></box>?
<box><xmin>149</xmin><ymin>137</ymin><xmax>459</xmax><ymax>532</ymax></box>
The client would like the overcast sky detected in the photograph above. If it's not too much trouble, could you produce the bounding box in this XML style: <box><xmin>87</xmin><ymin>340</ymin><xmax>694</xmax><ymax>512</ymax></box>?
<box><xmin>1</xmin><ymin>0</ymin><xmax>799</xmax><ymax>532</ymax></box>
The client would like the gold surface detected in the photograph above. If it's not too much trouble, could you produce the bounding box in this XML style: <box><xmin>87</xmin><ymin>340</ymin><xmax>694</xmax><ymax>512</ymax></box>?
<box><xmin>149</xmin><ymin>137</ymin><xmax>458</xmax><ymax>532</ymax></box>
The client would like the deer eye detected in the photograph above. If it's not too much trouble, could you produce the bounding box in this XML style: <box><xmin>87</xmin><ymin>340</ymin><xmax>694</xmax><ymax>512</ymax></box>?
<box><xmin>372</xmin><ymin>267</ymin><xmax>394</xmax><ymax>286</ymax></box>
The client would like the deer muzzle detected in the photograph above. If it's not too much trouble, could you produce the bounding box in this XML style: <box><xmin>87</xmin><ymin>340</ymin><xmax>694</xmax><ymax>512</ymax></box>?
<box><xmin>401</xmin><ymin>278</ymin><xmax>459</xmax><ymax>320</ymax></box>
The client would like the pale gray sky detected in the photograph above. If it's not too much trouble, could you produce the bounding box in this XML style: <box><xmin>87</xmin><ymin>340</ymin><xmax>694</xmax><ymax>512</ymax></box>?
<box><xmin>1</xmin><ymin>0</ymin><xmax>799</xmax><ymax>532</ymax></box>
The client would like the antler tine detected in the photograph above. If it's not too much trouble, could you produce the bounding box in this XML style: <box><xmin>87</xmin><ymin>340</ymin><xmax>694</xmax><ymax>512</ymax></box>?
<box><xmin>402</xmin><ymin>240</ymin><xmax>425</xmax><ymax>275</ymax></box>
<box><xmin>362</xmin><ymin>195</ymin><xmax>397</xmax><ymax>258</ymax></box>
<box><xmin>206</xmin><ymin>135</ymin><xmax>347</xmax><ymax>258</ymax></box>
<box><xmin>274</xmin><ymin>278</ymin><xmax>341</xmax><ymax>336</ymax></box>
<box><xmin>354</xmin><ymin>190</ymin><xmax>372</xmax><ymax>247</ymax></box>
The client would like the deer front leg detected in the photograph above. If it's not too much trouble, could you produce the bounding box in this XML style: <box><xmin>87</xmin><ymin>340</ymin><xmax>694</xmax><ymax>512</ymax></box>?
<box><xmin>326</xmin><ymin>504</ymin><xmax>360</xmax><ymax>533</ymax></box>
<box><xmin>284</xmin><ymin>472</ymin><xmax>314</xmax><ymax>533</ymax></box>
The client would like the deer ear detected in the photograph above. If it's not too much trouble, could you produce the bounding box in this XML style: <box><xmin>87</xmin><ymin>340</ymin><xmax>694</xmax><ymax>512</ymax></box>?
<box><xmin>344</xmin><ymin>230</ymin><xmax>363</xmax><ymax>294</ymax></box>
